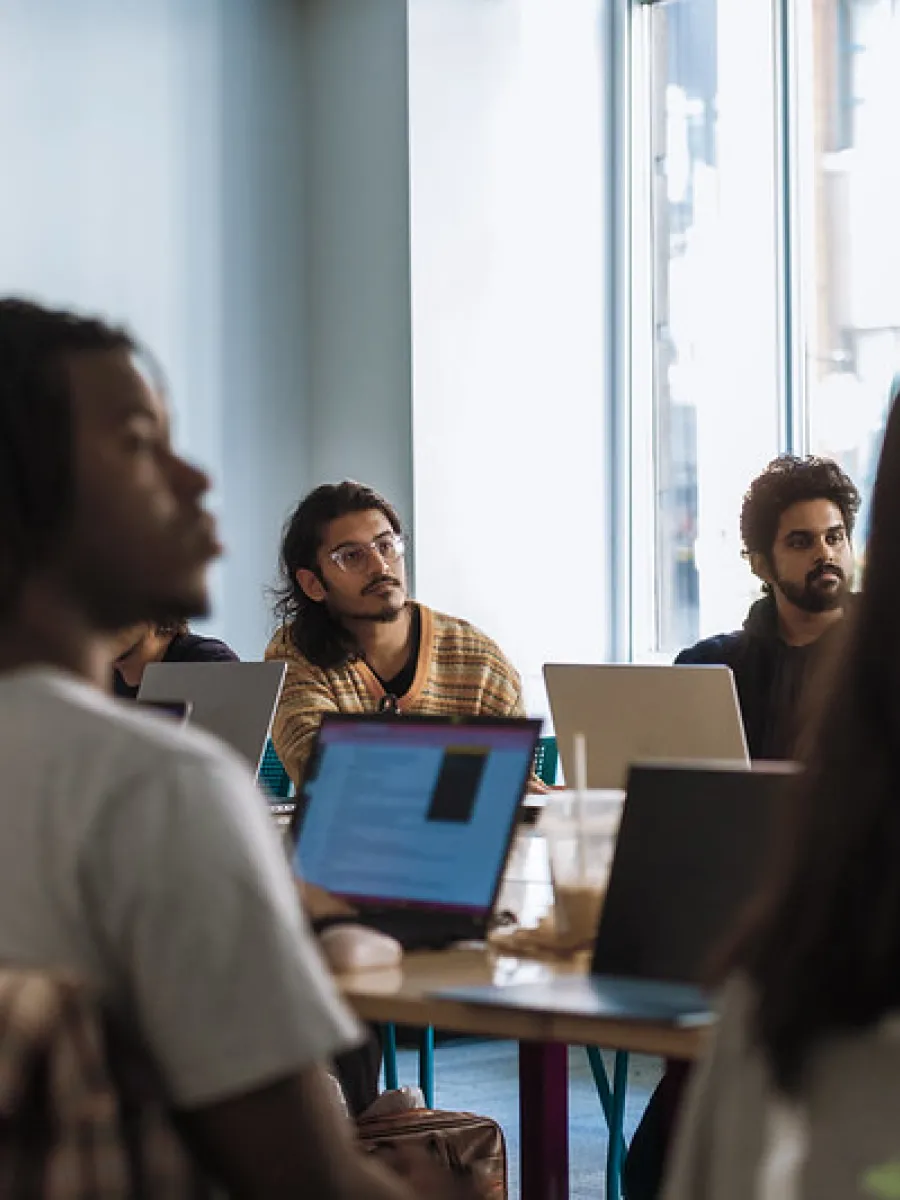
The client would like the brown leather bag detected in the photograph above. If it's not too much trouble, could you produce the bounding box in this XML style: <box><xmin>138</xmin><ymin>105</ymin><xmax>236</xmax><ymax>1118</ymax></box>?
<box><xmin>357</xmin><ymin>1109</ymin><xmax>508</xmax><ymax>1199</ymax></box>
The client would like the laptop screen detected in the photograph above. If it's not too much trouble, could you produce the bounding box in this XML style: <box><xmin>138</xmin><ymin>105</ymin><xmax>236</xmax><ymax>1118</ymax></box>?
<box><xmin>293</xmin><ymin>715</ymin><xmax>541</xmax><ymax>914</ymax></box>
<box><xmin>591</xmin><ymin>762</ymin><xmax>796</xmax><ymax>984</ymax></box>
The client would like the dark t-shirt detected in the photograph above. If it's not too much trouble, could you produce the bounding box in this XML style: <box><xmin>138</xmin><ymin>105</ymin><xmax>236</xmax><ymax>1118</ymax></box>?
<box><xmin>676</xmin><ymin>595</ymin><xmax>845</xmax><ymax>759</ymax></box>
<box><xmin>113</xmin><ymin>631</ymin><xmax>239</xmax><ymax>701</ymax></box>
<box><xmin>370</xmin><ymin>604</ymin><xmax>422</xmax><ymax>701</ymax></box>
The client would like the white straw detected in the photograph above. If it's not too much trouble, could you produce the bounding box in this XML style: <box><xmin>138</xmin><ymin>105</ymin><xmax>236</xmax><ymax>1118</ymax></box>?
<box><xmin>573</xmin><ymin>732</ymin><xmax>587</xmax><ymax>880</ymax></box>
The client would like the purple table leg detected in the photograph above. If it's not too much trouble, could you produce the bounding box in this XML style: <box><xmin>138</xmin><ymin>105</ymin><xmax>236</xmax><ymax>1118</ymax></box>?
<box><xmin>518</xmin><ymin>1041</ymin><xmax>569</xmax><ymax>1200</ymax></box>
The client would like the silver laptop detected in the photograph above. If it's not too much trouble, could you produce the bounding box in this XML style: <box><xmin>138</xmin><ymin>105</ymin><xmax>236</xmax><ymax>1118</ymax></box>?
<box><xmin>433</xmin><ymin>761</ymin><xmax>795</xmax><ymax>1023</ymax></box>
<box><xmin>544</xmin><ymin>663</ymin><xmax>749</xmax><ymax>788</ymax></box>
<box><xmin>138</xmin><ymin>661</ymin><xmax>287</xmax><ymax>774</ymax></box>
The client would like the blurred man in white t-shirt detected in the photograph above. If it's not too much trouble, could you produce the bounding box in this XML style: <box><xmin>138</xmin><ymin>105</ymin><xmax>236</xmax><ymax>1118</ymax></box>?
<box><xmin>0</xmin><ymin>298</ymin><xmax>469</xmax><ymax>1199</ymax></box>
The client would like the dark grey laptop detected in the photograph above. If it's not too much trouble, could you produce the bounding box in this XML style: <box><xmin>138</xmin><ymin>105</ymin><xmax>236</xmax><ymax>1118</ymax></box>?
<box><xmin>434</xmin><ymin>761</ymin><xmax>796</xmax><ymax>1023</ymax></box>
<box><xmin>292</xmin><ymin>713</ymin><xmax>542</xmax><ymax>950</ymax></box>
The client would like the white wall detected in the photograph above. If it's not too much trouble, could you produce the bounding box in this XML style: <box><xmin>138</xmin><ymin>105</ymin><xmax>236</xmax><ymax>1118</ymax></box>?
<box><xmin>0</xmin><ymin>0</ymin><xmax>609</xmax><ymax>688</ymax></box>
<box><xmin>0</xmin><ymin>0</ymin><xmax>421</xmax><ymax>655</ymax></box>
<box><xmin>0</xmin><ymin>1</ymin><xmax>225</xmax><ymax>475</ymax></box>
<box><xmin>0</xmin><ymin>0</ymin><xmax>313</xmax><ymax>658</ymax></box>
<box><xmin>217</xmin><ymin>2</ymin><xmax>313</xmax><ymax>656</ymax></box>
<box><xmin>407</xmin><ymin>0</ymin><xmax>610</xmax><ymax>717</ymax></box>
<box><xmin>302</xmin><ymin>0</ymin><xmax>414</xmax><ymax>537</ymax></box>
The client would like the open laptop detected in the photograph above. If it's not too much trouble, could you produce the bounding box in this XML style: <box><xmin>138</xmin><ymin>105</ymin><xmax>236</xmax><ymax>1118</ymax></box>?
<box><xmin>137</xmin><ymin>660</ymin><xmax>287</xmax><ymax>775</ymax></box>
<box><xmin>292</xmin><ymin>713</ymin><xmax>542</xmax><ymax>950</ymax></box>
<box><xmin>433</xmin><ymin>761</ymin><xmax>796</xmax><ymax>1023</ymax></box>
<box><xmin>138</xmin><ymin>699</ymin><xmax>193</xmax><ymax>725</ymax></box>
<box><xmin>544</xmin><ymin>663</ymin><xmax>749</xmax><ymax>789</ymax></box>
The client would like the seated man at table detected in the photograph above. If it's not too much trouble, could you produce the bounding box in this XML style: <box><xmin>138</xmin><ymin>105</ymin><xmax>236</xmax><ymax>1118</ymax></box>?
<box><xmin>110</xmin><ymin>617</ymin><xmax>238</xmax><ymax>699</ymax></box>
<box><xmin>0</xmin><ymin>297</ymin><xmax>468</xmax><ymax>1200</ymax></box>
<box><xmin>265</xmin><ymin>480</ymin><xmax>543</xmax><ymax>788</ymax></box>
<box><xmin>675</xmin><ymin>453</ymin><xmax>860</xmax><ymax>758</ymax></box>
<box><xmin>623</xmin><ymin>454</ymin><xmax>861</xmax><ymax>1200</ymax></box>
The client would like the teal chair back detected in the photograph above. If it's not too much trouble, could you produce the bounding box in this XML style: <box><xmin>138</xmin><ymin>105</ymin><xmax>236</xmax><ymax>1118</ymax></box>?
<box><xmin>258</xmin><ymin>740</ymin><xmax>292</xmax><ymax>799</ymax></box>
<box><xmin>533</xmin><ymin>735</ymin><xmax>559</xmax><ymax>786</ymax></box>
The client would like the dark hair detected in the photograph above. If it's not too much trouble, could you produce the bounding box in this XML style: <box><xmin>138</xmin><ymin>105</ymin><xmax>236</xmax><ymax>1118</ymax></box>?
<box><xmin>272</xmin><ymin>481</ymin><xmax>403</xmax><ymax>670</ymax></box>
<box><xmin>740</xmin><ymin>455</ymin><xmax>861</xmax><ymax>583</ymax></box>
<box><xmin>0</xmin><ymin>298</ymin><xmax>136</xmax><ymax>618</ymax></box>
<box><xmin>155</xmin><ymin>619</ymin><xmax>189</xmax><ymax>638</ymax></box>
<box><xmin>733</xmin><ymin>393</ymin><xmax>900</xmax><ymax>1093</ymax></box>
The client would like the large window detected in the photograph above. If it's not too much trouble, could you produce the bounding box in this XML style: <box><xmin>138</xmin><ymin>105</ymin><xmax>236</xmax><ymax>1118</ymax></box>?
<box><xmin>798</xmin><ymin>0</ymin><xmax>900</xmax><ymax>538</ymax></box>
<box><xmin>629</xmin><ymin>0</ymin><xmax>900</xmax><ymax>659</ymax></box>
<box><xmin>631</xmin><ymin>0</ymin><xmax>782</xmax><ymax>659</ymax></box>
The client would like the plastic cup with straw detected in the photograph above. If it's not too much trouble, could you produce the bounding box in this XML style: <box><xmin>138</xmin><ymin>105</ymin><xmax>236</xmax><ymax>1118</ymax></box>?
<box><xmin>573</xmin><ymin>731</ymin><xmax>588</xmax><ymax>882</ymax></box>
<box><xmin>544</xmin><ymin>731</ymin><xmax>621</xmax><ymax>952</ymax></box>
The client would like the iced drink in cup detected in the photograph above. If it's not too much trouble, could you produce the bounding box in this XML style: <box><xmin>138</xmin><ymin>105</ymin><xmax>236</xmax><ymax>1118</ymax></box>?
<box><xmin>541</xmin><ymin>789</ymin><xmax>624</xmax><ymax>951</ymax></box>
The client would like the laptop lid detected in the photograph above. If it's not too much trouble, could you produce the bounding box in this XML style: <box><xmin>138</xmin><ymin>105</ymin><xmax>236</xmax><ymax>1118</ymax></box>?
<box><xmin>137</xmin><ymin>660</ymin><xmax>286</xmax><ymax>774</ymax></box>
<box><xmin>293</xmin><ymin>714</ymin><xmax>541</xmax><ymax>917</ymax></box>
<box><xmin>591</xmin><ymin>761</ymin><xmax>797</xmax><ymax>984</ymax></box>
<box><xmin>138</xmin><ymin>699</ymin><xmax>193</xmax><ymax>726</ymax></box>
<box><xmin>544</xmin><ymin>663</ymin><xmax>750</xmax><ymax>789</ymax></box>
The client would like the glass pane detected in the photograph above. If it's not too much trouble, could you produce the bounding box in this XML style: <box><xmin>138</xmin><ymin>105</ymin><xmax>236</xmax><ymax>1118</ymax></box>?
<box><xmin>799</xmin><ymin>0</ymin><xmax>900</xmax><ymax>542</ymax></box>
<box><xmin>634</xmin><ymin>0</ymin><xmax>782</xmax><ymax>659</ymax></box>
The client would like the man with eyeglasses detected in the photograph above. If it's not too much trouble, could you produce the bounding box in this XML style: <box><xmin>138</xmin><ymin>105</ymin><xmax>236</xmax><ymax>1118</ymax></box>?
<box><xmin>265</xmin><ymin>480</ymin><xmax>538</xmax><ymax>789</ymax></box>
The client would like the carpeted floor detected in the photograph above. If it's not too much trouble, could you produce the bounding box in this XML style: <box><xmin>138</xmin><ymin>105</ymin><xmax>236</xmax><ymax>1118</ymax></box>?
<box><xmin>387</xmin><ymin>1039</ymin><xmax>662</xmax><ymax>1198</ymax></box>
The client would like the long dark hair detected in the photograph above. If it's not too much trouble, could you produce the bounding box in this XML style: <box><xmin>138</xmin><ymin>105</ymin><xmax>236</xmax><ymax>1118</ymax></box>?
<box><xmin>734</xmin><ymin>391</ymin><xmax>900</xmax><ymax>1093</ymax></box>
<box><xmin>272</xmin><ymin>481</ymin><xmax>403</xmax><ymax>670</ymax></box>
<box><xmin>0</xmin><ymin>298</ymin><xmax>136</xmax><ymax>619</ymax></box>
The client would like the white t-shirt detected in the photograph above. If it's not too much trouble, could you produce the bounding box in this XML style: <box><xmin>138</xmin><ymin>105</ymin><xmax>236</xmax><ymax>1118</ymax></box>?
<box><xmin>663</xmin><ymin>976</ymin><xmax>900</xmax><ymax>1200</ymax></box>
<box><xmin>758</xmin><ymin>1100</ymin><xmax>809</xmax><ymax>1200</ymax></box>
<box><xmin>0</xmin><ymin>667</ymin><xmax>359</xmax><ymax>1108</ymax></box>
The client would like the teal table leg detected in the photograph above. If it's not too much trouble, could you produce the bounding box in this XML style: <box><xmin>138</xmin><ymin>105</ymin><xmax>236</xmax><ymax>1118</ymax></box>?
<box><xmin>383</xmin><ymin>1023</ymin><xmax>399</xmax><ymax>1090</ymax></box>
<box><xmin>606</xmin><ymin>1051</ymin><xmax>629</xmax><ymax>1200</ymax></box>
<box><xmin>418</xmin><ymin>1025</ymin><xmax>435</xmax><ymax>1107</ymax></box>
<box><xmin>586</xmin><ymin>1045</ymin><xmax>614</xmax><ymax>1126</ymax></box>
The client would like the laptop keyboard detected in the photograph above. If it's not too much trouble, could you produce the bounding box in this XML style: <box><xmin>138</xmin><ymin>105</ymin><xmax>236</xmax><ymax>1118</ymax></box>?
<box><xmin>355</xmin><ymin>910</ymin><xmax>484</xmax><ymax>952</ymax></box>
<box><xmin>268</xmin><ymin>801</ymin><xmax>296</xmax><ymax>832</ymax></box>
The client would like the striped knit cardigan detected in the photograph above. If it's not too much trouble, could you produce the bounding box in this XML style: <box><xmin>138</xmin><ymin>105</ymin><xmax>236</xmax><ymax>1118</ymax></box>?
<box><xmin>264</xmin><ymin>604</ymin><xmax>526</xmax><ymax>786</ymax></box>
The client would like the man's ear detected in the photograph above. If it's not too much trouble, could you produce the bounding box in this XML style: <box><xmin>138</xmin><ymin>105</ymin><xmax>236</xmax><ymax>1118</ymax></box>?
<box><xmin>296</xmin><ymin>567</ymin><xmax>326</xmax><ymax>603</ymax></box>
<box><xmin>748</xmin><ymin>551</ymin><xmax>774</xmax><ymax>586</ymax></box>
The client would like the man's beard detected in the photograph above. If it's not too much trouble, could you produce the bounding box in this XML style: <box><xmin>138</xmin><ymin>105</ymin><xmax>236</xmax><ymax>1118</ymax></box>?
<box><xmin>327</xmin><ymin>580</ymin><xmax>407</xmax><ymax>624</ymax></box>
<box><xmin>774</xmin><ymin>562</ymin><xmax>848</xmax><ymax>614</ymax></box>
<box><xmin>354</xmin><ymin>604</ymin><xmax>406</xmax><ymax>623</ymax></box>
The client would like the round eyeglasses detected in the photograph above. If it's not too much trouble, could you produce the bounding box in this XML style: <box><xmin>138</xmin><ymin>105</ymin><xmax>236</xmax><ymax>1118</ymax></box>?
<box><xmin>329</xmin><ymin>533</ymin><xmax>406</xmax><ymax>574</ymax></box>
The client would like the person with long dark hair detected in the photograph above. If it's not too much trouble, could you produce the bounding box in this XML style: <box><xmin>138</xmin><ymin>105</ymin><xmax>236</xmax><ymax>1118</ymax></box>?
<box><xmin>625</xmin><ymin>454</ymin><xmax>862</xmax><ymax>1200</ymax></box>
<box><xmin>663</xmin><ymin>391</ymin><xmax>900</xmax><ymax>1198</ymax></box>
<box><xmin>266</xmin><ymin>481</ymin><xmax>538</xmax><ymax>788</ymax></box>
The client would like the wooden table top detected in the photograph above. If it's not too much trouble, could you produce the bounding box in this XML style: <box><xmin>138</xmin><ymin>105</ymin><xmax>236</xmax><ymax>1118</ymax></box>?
<box><xmin>337</xmin><ymin>945</ymin><xmax>708</xmax><ymax>1060</ymax></box>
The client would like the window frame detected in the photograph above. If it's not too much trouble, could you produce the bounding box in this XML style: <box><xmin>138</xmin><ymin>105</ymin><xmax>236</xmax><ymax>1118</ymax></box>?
<box><xmin>615</xmin><ymin>0</ymin><xmax>825</xmax><ymax>662</ymax></box>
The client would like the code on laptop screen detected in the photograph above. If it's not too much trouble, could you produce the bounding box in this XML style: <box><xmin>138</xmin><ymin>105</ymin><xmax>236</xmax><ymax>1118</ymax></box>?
<box><xmin>293</xmin><ymin>719</ymin><xmax>536</xmax><ymax>912</ymax></box>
